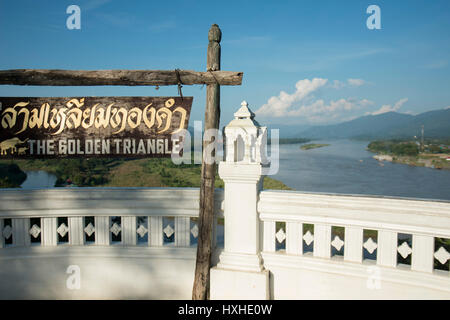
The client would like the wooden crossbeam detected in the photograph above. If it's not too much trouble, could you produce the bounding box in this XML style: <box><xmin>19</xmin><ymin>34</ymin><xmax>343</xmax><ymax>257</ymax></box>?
<box><xmin>0</xmin><ymin>69</ymin><xmax>243</xmax><ymax>86</ymax></box>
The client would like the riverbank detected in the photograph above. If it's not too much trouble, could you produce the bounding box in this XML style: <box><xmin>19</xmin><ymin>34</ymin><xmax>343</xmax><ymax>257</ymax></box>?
<box><xmin>0</xmin><ymin>163</ymin><xmax>27</xmax><ymax>187</ymax></box>
<box><xmin>368</xmin><ymin>140</ymin><xmax>450</xmax><ymax>170</ymax></box>
<box><xmin>100</xmin><ymin>158</ymin><xmax>291</xmax><ymax>189</ymax></box>
<box><xmin>267</xmin><ymin>138</ymin><xmax>310</xmax><ymax>145</ymax></box>
<box><xmin>0</xmin><ymin>159</ymin><xmax>291</xmax><ymax>190</ymax></box>
<box><xmin>373</xmin><ymin>153</ymin><xmax>450</xmax><ymax>170</ymax></box>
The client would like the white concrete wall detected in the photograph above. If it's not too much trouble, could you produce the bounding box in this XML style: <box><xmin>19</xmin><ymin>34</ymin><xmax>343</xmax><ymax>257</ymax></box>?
<box><xmin>263</xmin><ymin>253</ymin><xmax>450</xmax><ymax>300</ymax></box>
<box><xmin>0</xmin><ymin>188</ymin><xmax>223</xmax><ymax>299</ymax></box>
<box><xmin>0</xmin><ymin>246</ymin><xmax>222</xmax><ymax>299</ymax></box>
<box><xmin>0</xmin><ymin>247</ymin><xmax>193</xmax><ymax>299</ymax></box>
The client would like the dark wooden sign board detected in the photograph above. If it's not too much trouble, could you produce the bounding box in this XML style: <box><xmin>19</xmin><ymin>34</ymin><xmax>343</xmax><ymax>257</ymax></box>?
<box><xmin>0</xmin><ymin>96</ymin><xmax>192</xmax><ymax>158</ymax></box>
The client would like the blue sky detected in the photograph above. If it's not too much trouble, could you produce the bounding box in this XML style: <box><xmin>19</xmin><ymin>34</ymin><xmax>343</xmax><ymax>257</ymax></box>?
<box><xmin>0</xmin><ymin>0</ymin><xmax>449</xmax><ymax>130</ymax></box>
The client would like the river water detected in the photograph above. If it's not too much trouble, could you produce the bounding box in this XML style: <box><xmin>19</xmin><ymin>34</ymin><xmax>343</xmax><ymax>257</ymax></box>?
<box><xmin>19</xmin><ymin>139</ymin><xmax>450</xmax><ymax>201</ymax></box>
<box><xmin>21</xmin><ymin>171</ymin><xmax>57</xmax><ymax>189</ymax></box>
<box><xmin>272</xmin><ymin>139</ymin><xmax>450</xmax><ymax>201</ymax></box>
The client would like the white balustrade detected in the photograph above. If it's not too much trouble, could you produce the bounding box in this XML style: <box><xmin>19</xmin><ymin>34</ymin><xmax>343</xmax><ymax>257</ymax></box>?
<box><xmin>0</xmin><ymin>188</ymin><xmax>224</xmax><ymax>250</ymax></box>
<box><xmin>258</xmin><ymin>190</ymin><xmax>450</xmax><ymax>297</ymax></box>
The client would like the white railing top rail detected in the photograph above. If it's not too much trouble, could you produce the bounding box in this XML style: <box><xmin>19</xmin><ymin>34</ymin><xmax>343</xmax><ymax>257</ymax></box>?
<box><xmin>0</xmin><ymin>187</ymin><xmax>224</xmax><ymax>218</ymax></box>
<box><xmin>258</xmin><ymin>190</ymin><xmax>450</xmax><ymax>238</ymax></box>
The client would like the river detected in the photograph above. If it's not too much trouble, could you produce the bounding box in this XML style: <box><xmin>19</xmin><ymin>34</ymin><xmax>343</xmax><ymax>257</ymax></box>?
<box><xmin>272</xmin><ymin>139</ymin><xmax>450</xmax><ymax>201</ymax></box>
<box><xmin>21</xmin><ymin>171</ymin><xmax>57</xmax><ymax>189</ymax></box>
<box><xmin>19</xmin><ymin>139</ymin><xmax>450</xmax><ymax>201</ymax></box>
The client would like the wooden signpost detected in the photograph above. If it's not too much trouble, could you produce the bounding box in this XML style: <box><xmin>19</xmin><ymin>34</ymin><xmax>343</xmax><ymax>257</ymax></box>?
<box><xmin>192</xmin><ymin>24</ymin><xmax>221</xmax><ymax>300</ymax></box>
<box><xmin>0</xmin><ymin>24</ymin><xmax>242</xmax><ymax>300</ymax></box>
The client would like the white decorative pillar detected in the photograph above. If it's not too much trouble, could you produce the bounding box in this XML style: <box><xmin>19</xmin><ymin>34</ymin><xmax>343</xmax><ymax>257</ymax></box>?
<box><xmin>210</xmin><ymin>101</ymin><xmax>270</xmax><ymax>300</ymax></box>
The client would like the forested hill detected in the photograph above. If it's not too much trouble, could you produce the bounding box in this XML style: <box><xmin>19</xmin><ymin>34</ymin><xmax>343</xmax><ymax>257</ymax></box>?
<box><xmin>297</xmin><ymin>108</ymin><xmax>450</xmax><ymax>140</ymax></box>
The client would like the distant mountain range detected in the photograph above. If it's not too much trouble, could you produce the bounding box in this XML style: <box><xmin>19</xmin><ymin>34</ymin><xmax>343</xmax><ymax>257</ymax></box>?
<box><xmin>294</xmin><ymin>108</ymin><xmax>450</xmax><ymax>140</ymax></box>
<box><xmin>188</xmin><ymin>108</ymin><xmax>449</xmax><ymax>140</ymax></box>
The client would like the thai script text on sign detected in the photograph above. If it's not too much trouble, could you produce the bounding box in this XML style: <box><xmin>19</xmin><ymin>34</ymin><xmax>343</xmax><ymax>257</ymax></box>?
<box><xmin>0</xmin><ymin>96</ymin><xmax>192</xmax><ymax>158</ymax></box>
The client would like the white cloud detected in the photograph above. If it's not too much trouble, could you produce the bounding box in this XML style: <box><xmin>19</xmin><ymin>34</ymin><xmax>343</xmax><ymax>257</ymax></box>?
<box><xmin>347</xmin><ymin>78</ymin><xmax>365</xmax><ymax>86</ymax></box>
<box><xmin>286</xmin><ymin>98</ymin><xmax>372</xmax><ymax>117</ymax></box>
<box><xmin>255</xmin><ymin>78</ymin><xmax>373</xmax><ymax>123</ymax></box>
<box><xmin>368</xmin><ymin>98</ymin><xmax>408</xmax><ymax>115</ymax></box>
<box><xmin>256</xmin><ymin>78</ymin><xmax>328</xmax><ymax>117</ymax></box>
<box><xmin>286</xmin><ymin>98</ymin><xmax>373</xmax><ymax>124</ymax></box>
<box><xmin>330</xmin><ymin>80</ymin><xmax>345</xmax><ymax>89</ymax></box>
<box><xmin>329</xmin><ymin>78</ymin><xmax>366</xmax><ymax>89</ymax></box>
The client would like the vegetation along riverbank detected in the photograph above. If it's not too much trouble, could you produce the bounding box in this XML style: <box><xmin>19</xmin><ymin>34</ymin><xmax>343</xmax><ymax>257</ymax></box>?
<box><xmin>0</xmin><ymin>163</ymin><xmax>27</xmax><ymax>187</ymax></box>
<box><xmin>300</xmin><ymin>143</ymin><xmax>330</xmax><ymax>150</ymax></box>
<box><xmin>368</xmin><ymin>139</ymin><xmax>450</xmax><ymax>170</ymax></box>
<box><xmin>0</xmin><ymin>158</ymin><xmax>291</xmax><ymax>190</ymax></box>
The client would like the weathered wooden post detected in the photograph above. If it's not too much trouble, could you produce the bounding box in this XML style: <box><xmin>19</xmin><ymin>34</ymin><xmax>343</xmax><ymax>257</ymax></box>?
<box><xmin>192</xmin><ymin>24</ymin><xmax>221</xmax><ymax>300</ymax></box>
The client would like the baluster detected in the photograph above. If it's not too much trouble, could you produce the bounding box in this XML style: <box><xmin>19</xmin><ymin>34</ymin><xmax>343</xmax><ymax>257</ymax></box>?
<box><xmin>149</xmin><ymin>216</ymin><xmax>163</xmax><ymax>246</ymax></box>
<box><xmin>122</xmin><ymin>216</ymin><xmax>137</xmax><ymax>246</ymax></box>
<box><xmin>0</xmin><ymin>219</ymin><xmax>3</xmax><ymax>248</ymax></box>
<box><xmin>175</xmin><ymin>217</ymin><xmax>190</xmax><ymax>247</ymax></box>
<box><xmin>377</xmin><ymin>230</ymin><xmax>397</xmax><ymax>267</ymax></box>
<box><xmin>263</xmin><ymin>220</ymin><xmax>275</xmax><ymax>252</ymax></box>
<box><xmin>286</xmin><ymin>222</ymin><xmax>302</xmax><ymax>255</ymax></box>
<box><xmin>24</xmin><ymin>218</ymin><xmax>31</xmax><ymax>246</ymax></box>
<box><xmin>344</xmin><ymin>226</ymin><xmax>363</xmax><ymax>263</ymax></box>
<box><xmin>68</xmin><ymin>217</ymin><xmax>84</xmax><ymax>245</ymax></box>
<box><xmin>12</xmin><ymin>218</ymin><xmax>29</xmax><ymax>247</ymax></box>
<box><xmin>411</xmin><ymin>234</ymin><xmax>434</xmax><ymax>273</ymax></box>
<box><xmin>95</xmin><ymin>216</ymin><xmax>110</xmax><ymax>245</ymax></box>
<box><xmin>313</xmin><ymin>224</ymin><xmax>331</xmax><ymax>258</ymax></box>
<box><xmin>41</xmin><ymin>217</ymin><xmax>57</xmax><ymax>246</ymax></box>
